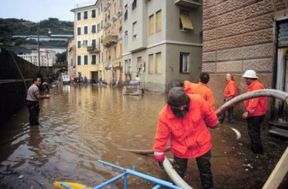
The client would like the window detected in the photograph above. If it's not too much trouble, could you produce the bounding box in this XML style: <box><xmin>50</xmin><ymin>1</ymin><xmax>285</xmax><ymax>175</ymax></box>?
<box><xmin>124</xmin><ymin>60</ymin><xmax>129</xmax><ymax>74</ymax></box>
<box><xmin>84</xmin><ymin>55</ymin><xmax>88</xmax><ymax>65</ymax></box>
<box><xmin>180</xmin><ymin>52</ymin><xmax>190</xmax><ymax>73</ymax></box>
<box><xmin>132</xmin><ymin>21</ymin><xmax>137</xmax><ymax>40</ymax></box>
<box><xmin>77</xmin><ymin>12</ymin><xmax>81</xmax><ymax>20</ymax></box>
<box><xmin>92</xmin><ymin>25</ymin><xmax>96</xmax><ymax>33</ymax></box>
<box><xmin>77</xmin><ymin>41</ymin><xmax>81</xmax><ymax>48</ymax></box>
<box><xmin>84</xmin><ymin>11</ymin><xmax>88</xmax><ymax>19</ymax></box>
<box><xmin>148</xmin><ymin>54</ymin><xmax>154</xmax><ymax>74</ymax></box>
<box><xmin>77</xmin><ymin>56</ymin><xmax>81</xmax><ymax>65</ymax></box>
<box><xmin>92</xmin><ymin>39</ymin><xmax>96</xmax><ymax>48</ymax></box>
<box><xmin>149</xmin><ymin>14</ymin><xmax>154</xmax><ymax>35</ymax></box>
<box><xmin>92</xmin><ymin>55</ymin><xmax>96</xmax><ymax>65</ymax></box>
<box><xmin>77</xmin><ymin>27</ymin><xmax>81</xmax><ymax>35</ymax></box>
<box><xmin>156</xmin><ymin>10</ymin><xmax>162</xmax><ymax>33</ymax></box>
<box><xmin>137</xmin><ymin>56</ymin><xmax>142</xmax><ymax>71</ymax></box>
<box><xmin>155</xmin><ymin>52</ymin><xmax>161</xmax><ymax>74</ymax></box>
<box><xmin>124</xmin><ymin>10</ymin><xmax>128</xmax><ymax>20</ymax></box>
<box><xmin>179</xmin><ymin>10</ymin><xmax>193</xmax><ymax>31</ymax></box>
<box><xmin>132</xmin><ymin>0</ymin><xmax>137</xmax><ymax>10</ymax></box>
<box><xmin>124</xmin><ymin>31</ymin><xmax>128</xmax><ymax>46</ymax></box>
<box><xmin>84</xmin><ymin>26</ymin><xmax>88</xmax><ymax>34</ymax></box>
<box><xmin>83</xmin><ymin>40</ymin><xmax>88</xmax><ymax>47</ymax></box>
<box><xmin>92</xmin><ymin>9</ymin><xmax>96</xmax><ymax>18</ymax></box>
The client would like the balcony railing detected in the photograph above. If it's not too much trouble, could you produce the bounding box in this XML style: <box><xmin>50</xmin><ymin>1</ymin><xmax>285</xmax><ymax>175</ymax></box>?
<box><xmin>102</xmin><ymin>35</ymin><xmax>118</xmax><ymax>47</ymax></box>
<box><xmin>174</xmin><ymin>0</ymin><xmax>202</xmax><ymax>8</ymax></box>
<box><xmin>87</xmin><ymin>46</ymin><xmax>100</xmax><ymax>53</ymax></box>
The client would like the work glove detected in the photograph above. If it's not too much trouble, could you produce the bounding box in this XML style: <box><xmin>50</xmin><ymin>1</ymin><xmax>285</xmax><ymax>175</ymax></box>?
<box><xmin>154</xmin><ymin>152</ymin><xmax>165</xmax><ymax>169</ymax></box>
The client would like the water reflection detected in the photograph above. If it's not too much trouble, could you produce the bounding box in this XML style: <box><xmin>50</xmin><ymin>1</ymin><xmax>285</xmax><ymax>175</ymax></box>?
<box><xmin>0</xmin><ymin>85</ymin><xmax>287</xmax><ymax>189</ymax></box>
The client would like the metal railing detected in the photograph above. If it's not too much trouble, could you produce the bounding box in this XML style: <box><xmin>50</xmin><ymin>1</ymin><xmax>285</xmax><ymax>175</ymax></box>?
<box><xmin>58</xmin><ymin>160</ymin><xmax>182</xmax><ymax>189</ymax></box>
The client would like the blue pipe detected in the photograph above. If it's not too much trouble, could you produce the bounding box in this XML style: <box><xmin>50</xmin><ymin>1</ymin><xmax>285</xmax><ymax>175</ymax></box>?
<box><xmin>94</xmin><ymin>172</ymin><xmax>126</xmax><ymax>189</ymax></box>
<box><xmin>97</xmin><ymin>160</ymin><xmax>182</xmax><ymax>189</ymax></box>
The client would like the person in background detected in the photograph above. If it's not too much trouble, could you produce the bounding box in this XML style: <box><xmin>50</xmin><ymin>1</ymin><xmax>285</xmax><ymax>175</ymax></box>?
<box><xmin>153</xmin><ymin>87</ymin><xmax>219</xmax><ymax>189</ymax></box>
<box><xmin>219</xmin><ymin>73</ymin><xmax>238</xmax><ymax>123</ymax></box>
<box><xmin>26</xmin><ymin>77</ymin><xmax>50</xmax><ymax>125</ymax></box>
<box><xmin>183</xmin><ymin>72</ymin><xmax>216</xmax><ymax>110</ymax></box>
<box><xmin>242</xmin><ymin>70</ymin><xmax>268</xmax><ymax>154</ymax></box>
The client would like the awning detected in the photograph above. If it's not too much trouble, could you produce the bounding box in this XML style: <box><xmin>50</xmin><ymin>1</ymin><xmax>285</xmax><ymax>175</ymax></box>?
<box><xmin>180</xmin><ymin>14</ymin><xmax>193</xmax><ymax>30</ymax></box>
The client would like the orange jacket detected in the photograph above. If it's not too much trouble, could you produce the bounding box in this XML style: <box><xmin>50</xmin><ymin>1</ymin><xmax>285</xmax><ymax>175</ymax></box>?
<box><xmin>153</xmin><ymin>94</ymin><xmax>218</xmax><ymax>159</ymax></box>
<box><xmin>224</xmin><ymin>80</ymin><xmax>238</xmax><ymax>99</ymax></box>
<box><xmin>244</xmin><ymin>80</ymin><xmax>268</xmax><ymax>117</ymax></box>
<box><xmin>184</xmin><ymin>81</ymin><xmax>215</xmax><ymax>110</ymax></box>
<box><xmin>184</xmin><ymin>80</ymin><xmax>196</xmax><ymax>94</ymax></box>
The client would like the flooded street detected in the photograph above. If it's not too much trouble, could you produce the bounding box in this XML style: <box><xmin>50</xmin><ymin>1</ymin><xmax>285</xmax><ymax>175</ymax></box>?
<box><xmin>0</xmin><ymin>85</ymin><xmax>287</xmax><ymax>189</ymax></box>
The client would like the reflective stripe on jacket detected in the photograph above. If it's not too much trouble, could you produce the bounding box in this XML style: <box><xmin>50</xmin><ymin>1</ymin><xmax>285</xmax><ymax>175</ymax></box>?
<box><xmin>153</xmin><ymin>94</ymin><xmax>218</xmax><ymax>159</ymax></box>
<box><xmin>224</xmin><ymin>80</ymin><xmax>238</xmax><ymax>99</ymax></box>
<box><xmin>244</xmin><ymin>80</ymin><xmax>268</xmax><ymax>117</ymax></box>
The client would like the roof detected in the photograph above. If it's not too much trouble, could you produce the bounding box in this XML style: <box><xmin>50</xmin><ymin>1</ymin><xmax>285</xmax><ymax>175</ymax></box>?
<box><xmin>70</xmin><ymin>0</ymin><xmax>98</xmax><ymax>12</ymax></box>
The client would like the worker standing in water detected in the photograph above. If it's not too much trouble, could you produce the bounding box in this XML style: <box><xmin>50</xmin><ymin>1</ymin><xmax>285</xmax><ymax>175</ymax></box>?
<box><xmin>26</xmin><ymin>77</ymin><xmax>50</xmax><ymax>125</ymax></box>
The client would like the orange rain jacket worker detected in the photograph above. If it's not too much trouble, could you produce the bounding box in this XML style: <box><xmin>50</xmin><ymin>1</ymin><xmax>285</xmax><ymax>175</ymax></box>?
<box><xmin>184</xmin><ymin>80</ymin><xmax>215</xmax><ymax>110</ymax></box>
<box><xmin>224</xmin><ymin>79</ymin><xmax>238</xmax><ymax>100</ymax></box>
<box><xmin>242</xmin><ymin>70</ymin><xmax>268</xmax><ymax>154</ymax></box>
<box><xmin>219</xmin><ymin>73</ymin><xmax>238</xmax><ymax>123</ymax></box>
<box><xmin>153</xmin><ymin>87</ymin><xmax>219</xmax><ymax>189</ymax></box>
<box><xmin>244</xmin><ymin>80</ymin><xmax>267</xmax><ymax>117</ymax></box>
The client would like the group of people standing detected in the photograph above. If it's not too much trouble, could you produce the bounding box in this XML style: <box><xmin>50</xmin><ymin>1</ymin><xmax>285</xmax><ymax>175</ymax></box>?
<box><xmin>153</xmin><ymin>70</ymin><xmax>268</xmax><ymax>189</ymax></box>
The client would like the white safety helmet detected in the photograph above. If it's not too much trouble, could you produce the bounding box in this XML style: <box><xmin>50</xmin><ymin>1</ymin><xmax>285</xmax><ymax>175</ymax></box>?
<box><xmin>242</xmin><ymin>70</ymin><xmax>258</xmax><ymax>79</ymax></box>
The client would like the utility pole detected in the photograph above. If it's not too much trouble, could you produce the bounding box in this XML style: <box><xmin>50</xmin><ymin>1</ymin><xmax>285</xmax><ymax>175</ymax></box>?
<box><xmin>37</xmin><ymin>22</ymin><xmax>41</xmax><ymax>72</ymax></box>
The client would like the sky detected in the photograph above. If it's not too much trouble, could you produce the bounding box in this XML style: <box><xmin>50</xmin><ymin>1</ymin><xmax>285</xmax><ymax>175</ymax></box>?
<box><xmin>0</xmin><ymin>0</ymin><xmax>96</xmax><ymax>22</ymax></box>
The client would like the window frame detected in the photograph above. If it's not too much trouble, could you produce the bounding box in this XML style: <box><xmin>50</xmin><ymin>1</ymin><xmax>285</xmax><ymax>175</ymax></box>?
<box><xmin>180</xmin><ymin>52</ymin><xmax>190</xmax><ymax>74</ymax></box>
<box><xmin>84</xmin><ymin>11</ymin><xmax>88</xmax><ymax>19</ymax></box>
<box><xmin>92</xmin><ymin>55</ymin><xmax>96</xmax><ymax>65</ymax></box>
<box><xmin>92</xmin><ymin>9</ymin><xmax>96</xmax><ymax>18</ymax></box>
<box><xmin>84</xmin><ymin>26</ymin><xmax>88</xmax><ymax>35</ymax></box>
<box><xmin>77</xmin><ymin>56</ymin><xmax>81</xmax><ymax>65</ymax></box>
<box><xmin>77</xmin><ymin>27</ymin><xmax>81</xmax><ymax>35</ymax></box>
<box><xmin>156</xmin><ymin>10</ymin><xmax>162</xmax><ymax>33</ymax></box>
<box><xmin>77</xmin><ymin>12</ymin><xmax>81</xmax><ymax>20</ymax></box>
<box><xmin>84</xmin><ymin>55</ymin><xmax>88</xmax><ymax>65</ymax></box>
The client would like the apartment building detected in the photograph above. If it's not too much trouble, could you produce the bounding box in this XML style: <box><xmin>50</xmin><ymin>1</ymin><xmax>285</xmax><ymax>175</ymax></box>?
<box><xmin>18</xmin><ymin>49</ymin><xmax>56</xmax><ymax>67</ymax></box>
<box><xmin>102</xmin><ymin>0</ymin><xmax>123</xmax><ymax>84</ymax></box>
<box><xmin>123</xmin><ymin>0</ymin><xmax>203</xmax><ymax>92</ymax></box>
<box><xmin>71</xmin><ymin>1</ymin><xmax>105</xmax><ymax>82</ymax></box>
<box><xmin>202</xmin><ymin>0</ymin><xmax>288</xmax><ymax>127</ymax></box>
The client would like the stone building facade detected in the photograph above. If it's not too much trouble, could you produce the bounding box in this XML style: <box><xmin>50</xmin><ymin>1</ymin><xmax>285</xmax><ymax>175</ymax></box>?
<box><xmin>202</xmin><ymin>0</ymin><xmax>288</xmax><ymax>111</ymax></box>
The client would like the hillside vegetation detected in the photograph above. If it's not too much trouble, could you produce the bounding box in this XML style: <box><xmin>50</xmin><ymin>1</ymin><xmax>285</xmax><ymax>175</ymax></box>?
<box><xmin>0</xmin><ymin>18</ymin><xmax>73</xmax><ymax>47</ymax></box>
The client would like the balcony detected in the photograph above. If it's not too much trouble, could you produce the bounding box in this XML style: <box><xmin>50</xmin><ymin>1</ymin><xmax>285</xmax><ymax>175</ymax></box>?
<box><xmin>102</xmin><ymin>35</ymin><xmax>118</xmax><ymax>47</ymax></box>
<box><xmin>174</xmin><ymin>0</ymin><xmax>202</xmax><ymax>8</ymax></box>
<box><xmin>87</xmin><ymin>46</ymin><xmax>100</xmax><ymax>54</ymax></box>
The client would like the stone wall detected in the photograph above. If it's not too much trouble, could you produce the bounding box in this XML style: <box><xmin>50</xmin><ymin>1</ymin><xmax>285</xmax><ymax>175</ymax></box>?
<box><xmin>0</xmin><ymin>48</ymin><xmax>48</xmax><ymax>125</ymax></box>
<box><xmin>202</xmin><ymin>0</ymin><xmax>287</xmax><ymax>115</ymax></box>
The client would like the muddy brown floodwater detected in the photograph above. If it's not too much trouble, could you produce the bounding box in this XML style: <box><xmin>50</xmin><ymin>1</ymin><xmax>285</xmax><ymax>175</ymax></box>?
<box><xmin>0</xmin><ymin>85</ymin><xmax>287</xmax><ymax>189</ymax></box>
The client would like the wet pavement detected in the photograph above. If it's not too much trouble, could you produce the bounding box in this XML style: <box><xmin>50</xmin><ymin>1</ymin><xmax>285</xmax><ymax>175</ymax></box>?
<box><xmin>0</xmin><ymin>84</ymin><xmax>287</xmax><ymax>189</ymax></box>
